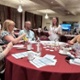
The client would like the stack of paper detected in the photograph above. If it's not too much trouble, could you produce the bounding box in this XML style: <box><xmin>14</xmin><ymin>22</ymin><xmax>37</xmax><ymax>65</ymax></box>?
<box><xmin>30</xmin><ymin>54</ymin><xmax>57</xmax><ymax>68</ymax></box>
<box><xmin>12</xmin><ymin>51</ymin><xmax>57</xmax><ymax>68</ymax></box>
<box><xmin>41</xmin><ymin>41</ymin><xmax>67</xmax><ymax>46</ymax></box>
<box><xmin>29</xmin><ymin>41</ymin><xmax>37</xmax><ymax>44</ymax></box>
<box><xmin>69</xmin><ymin>58</ymin><xmax>80</xmax><ymax>66</ymax></box>
<box><xmin>13</xmin><ymin>45</ymin><xmax>24</xmax><ymax>48</ymax></box>
<box><xmin>12</xmin><ymin>51</ymin><xmax>38</xmax><ymax>59</ymax></box>
<box><xmin>12</xmin><ymin>52</ymin><xmax>28</xmax><ymax>59</ymax></box>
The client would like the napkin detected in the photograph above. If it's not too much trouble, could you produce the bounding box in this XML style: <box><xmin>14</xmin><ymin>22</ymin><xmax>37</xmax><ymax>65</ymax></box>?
<box><xmin>69</xmin><ymin>58</ymin><xmax>80</xmax><ymax>66</ymax></box>
<box><xmin>59</xmin><ymin>50</ymin><xmax>75</xmax><ymax>58</ymax></box>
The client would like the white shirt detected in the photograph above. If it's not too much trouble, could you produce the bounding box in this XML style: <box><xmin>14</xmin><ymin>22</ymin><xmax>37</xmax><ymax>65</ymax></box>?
<box><xmin>49</xmin><ymin>25</ymin><xmax>62</xmax><ymax>41</ymax></box>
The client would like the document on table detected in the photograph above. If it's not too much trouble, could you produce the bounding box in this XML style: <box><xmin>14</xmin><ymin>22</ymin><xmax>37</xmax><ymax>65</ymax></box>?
<box><xmin>30</xmin><ymin>58</ymin><xmax>46</xmax><ymax>68</ymax></box>
<box><xmin>39</xmin><ymin>57</ymin><xmax>57</xmax><ymax>66</ymax></box>
<box><xmin>12</xmin><ymin>51</ymin><xmax>38</xmax><ymax>59</ymax></box>
<box><xmin>40</xmin><ymin>41</ymin><xmax>67</xmax><ymax>46</ymax></box>
<box><xmin>29</xmin><ymin>41</ymin><xmax>37</xmax><ymax>44</ymax></box>
<box><xmin>12</xmin><ymin>52</ymin><xmax>28</xmax><ymax>59</ymax></box>
<box><xmin>44</xmin><ymin>54</ymin><xmax>55</xmax><ymax>59</ymax></box>
<box><xmin>40</xmin><ymin>41</ymin><xmax>55</xmax><ymax>45</ymax></box>
<box><xmin>30</xmin><ymin>54</ymin><xmax>57</xmax><ymax>68</ymax></box>
<box><xmin>69</xmin><ymin>58</ymin><xmax>80</xmax><ymax>66</ymax></box>
<box><xmin>13</xmin><ymin>44</ymin><xmax>24</xmax><ymax>48</ymax></box>
<box><xmin>59</xmin><ymin>50</ymin><xmax>75</xmax><ymax>58</ymax></box>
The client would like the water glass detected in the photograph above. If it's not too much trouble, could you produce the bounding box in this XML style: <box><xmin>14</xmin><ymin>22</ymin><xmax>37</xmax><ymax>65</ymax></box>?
<box><xmin>36</xmin><ymin>45</ymin><xmax>42</xmax><ymax>57</ymax></box>
<box><xmin>28</xmin><ymin>53</ymin><xmax>35</xmax><ymax>61</ymax></box>
<box><xmin>27</xmin><ymin>44</ymin><xmax>32</xmax><ymax>50</ymax></box>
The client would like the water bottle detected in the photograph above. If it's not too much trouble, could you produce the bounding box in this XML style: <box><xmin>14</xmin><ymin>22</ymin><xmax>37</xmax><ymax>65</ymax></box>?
<box><xmin>36</xmin><ymin>37</ymin><xmax>41</xmax><ymax>56</ymax></box>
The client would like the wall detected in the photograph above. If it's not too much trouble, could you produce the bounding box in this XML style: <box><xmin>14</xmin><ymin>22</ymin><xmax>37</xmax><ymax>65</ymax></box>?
<box><xmin>0</xmin><ymin>5</ymin><xmax>22</xmax><ymax>29</ymax></box>
<box><xmin>25</xmin><ymin>11</ymin><xmax>42</xmax><ymax>29</ymax></box>
<box><xmin>42</xmin><ymin>14</ymin><xmax>80</xmax><ymax>29</ymax></box>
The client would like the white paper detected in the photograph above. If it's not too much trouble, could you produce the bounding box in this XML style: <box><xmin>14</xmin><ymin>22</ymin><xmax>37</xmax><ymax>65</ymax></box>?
<box><xmin>59</xmin><ymin>50</ymin><xmax>75</xmax><ymax>58</ymax></box>
<box><xmin>41</xmin><ymin>41</ymin><xmax>67</xmax><ymax>46</ymax></box>
<box><xmin>44</xmin><ymin>54</ymin><xmax>55</xmax><ymax>59</ymax></box>
<box><xmin>39</xmin><ymin>57</ymin><xmax>57</xmax><ymax>66</ymax></box>
<box><xmin>59</xmin><ymin>50</ymin><xmax>68</xmax><ymax>55</ymax></box>
<box><xmin>12</xmin><ymin>52</ymin><xmax>28</xmax><ymax>59</ymax></box>
<box><xmin>41</xmin><ymin>41</ymin><xmax>55</xmax><ymax>45</ymax></box>
<box><xmin>30</xmin><ymin>54</ymin><xmax>57</xmax><ymax>68</ymax></box>
<box><xmin>13</xmin><ymin>45</ymin><xmax>24</xmax><ymax>48</ymax></box>
<box><xmin>30</xmin><ymin>58</ymin><xmax>46</xmax><ymax>68</ymax></box>
<box><xmin>12</xmin><ymin>51</ymin><xmax>38</xmax><ymax>59</ymax></box>
<box><xmin>29</xmin><ymin>41</ymin><xmax>37</xmax><ymax>44</ymax></box>
<box><xmin>73</xmin><ymin>58</ymin><xmax>80</xmax><ymax>64</ymax></box>
<box><xmin>69</xmin><ymin>59</ymin><xmax>80</xmax><ymax>66</ymax></box>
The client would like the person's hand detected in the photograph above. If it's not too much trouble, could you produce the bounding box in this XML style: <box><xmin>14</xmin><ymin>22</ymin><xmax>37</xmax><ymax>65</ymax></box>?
<box><xmin>53</xmin><ymin>30</ymin><xmax>58</xmax><ymax>34</ymax></box>
<box><xmin>67</xmin><ymin>40</ymin><xmax>74</xmax><ymax>45</ymax></box>
<box><xmin>22</xmin><ymin>33</ymin><xmax>26</xmax><ymax>37</ymax></box>
<box><xmin>48</xmin><ymin>31</ymin><xmax>52</xmax><ymax>35</ymax></box>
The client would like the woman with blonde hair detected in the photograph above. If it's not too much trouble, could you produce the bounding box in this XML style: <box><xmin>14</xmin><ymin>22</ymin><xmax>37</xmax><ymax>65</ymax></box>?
<box><xmin>1</xmin><ymin>19</ymin><xmax>25</xmax><ymax>44</ymax></box>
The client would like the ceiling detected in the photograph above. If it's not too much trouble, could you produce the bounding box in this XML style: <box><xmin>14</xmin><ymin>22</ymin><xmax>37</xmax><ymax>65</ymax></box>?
<box><xmin>0</xmin><ymin>0</ymin><xmax>80</xmax><ymax>16</ymax></box>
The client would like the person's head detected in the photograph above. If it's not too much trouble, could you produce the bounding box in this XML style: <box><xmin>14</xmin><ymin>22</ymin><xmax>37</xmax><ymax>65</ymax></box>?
<box><xmin>52</xmin><ymin>17</ymin><xmax>59</xmax><ymax>27</ymax></box>
<box><xmin>24</xmin><ymin>21</ymin><xmax>31</xmax><ymax>30</ymax></box>
<box><xmin>44</xmin><ymin>26</ymin><xmax>46</xmax><ymax>28</ymax></box>
<box><xmin>2</xmin><ymin>19</ymin><xmax>15</xmax><ymax>32</ymax></box>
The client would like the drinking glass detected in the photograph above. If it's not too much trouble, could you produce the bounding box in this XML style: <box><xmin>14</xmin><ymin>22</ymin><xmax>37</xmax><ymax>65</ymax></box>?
<box><xmin>27</xmin><ymin>44</ymin><xmax>32</xmax><ymax>50</ymax></box>
<box><xmin>36</xmin><ymin>45</ymin><xmax>42</xmax><ymax>57</ymax></box>
<box><xmin>28</xmin><ymin>53</ymin><xmax>35</xmax><ymax>61</ymax></box>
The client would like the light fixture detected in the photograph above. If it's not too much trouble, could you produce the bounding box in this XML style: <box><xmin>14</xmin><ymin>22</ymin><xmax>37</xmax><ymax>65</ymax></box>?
<box><xmin>45</xmin><ymin>13</ymin><xmax>49</xmax><ymax>19</ymax></box>
<box><xmin>17</xmin><ymin>5</ymin><xmax>23</xmax><ymax>13</ymax></box>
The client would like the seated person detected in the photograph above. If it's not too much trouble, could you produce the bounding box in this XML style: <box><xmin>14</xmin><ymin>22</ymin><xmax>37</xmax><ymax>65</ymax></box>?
<box><xmin>0</xmin><ymin>42</ymin><xmax>13</xmax><ymax>80</ymax></box>
<box><xmin>43</xmin><ymin>26</ymin><xmax>48</xmax><ymax>31</ymax></box>
<box><xmin>1</xmin><ymin>20</ymin><xmax>25</xmax><ymax>44</ymax></box>
<box><xmin>19</xmin><ymin>21</ymin><xmax>35</xmax><ymax>41</ymax></box>
<box><xmin>68</xmin><ymin>35</ymin><xmax>80</xmax><ymax>45</ymax></box>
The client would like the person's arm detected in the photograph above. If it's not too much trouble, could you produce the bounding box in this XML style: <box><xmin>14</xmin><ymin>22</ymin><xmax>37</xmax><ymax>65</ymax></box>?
<box><xmin>48</xmin><ymin>25</ymin><xmax>53</xmax><ymax>36</ymax></box>
<box><xmin>4</xmin><ymin>34</ymin><xmax>26</xmax><ymax>44</ymax></box>
<box><xmin>68</xmin><ymin>35</ymin><xmax>79</xmax><ymax>45</ymax></box>
<box><xmin>0</xmin><ymin>42</ymin><xmax>13</xmax><ymax>60</ymax></box>
<box><xmin>56</xmin><ymin>25</ymin><xmax>63</xmax><ymax>35</ymax></box>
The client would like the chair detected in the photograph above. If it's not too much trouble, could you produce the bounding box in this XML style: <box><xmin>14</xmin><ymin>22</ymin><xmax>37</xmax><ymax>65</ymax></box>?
<box><xmin>59</xmin><ymin>35</ymin><xmax>68</xmax><ymax>42</ymax></box>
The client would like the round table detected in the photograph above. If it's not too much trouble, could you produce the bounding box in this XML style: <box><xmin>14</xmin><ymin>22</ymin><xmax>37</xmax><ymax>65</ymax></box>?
<box><xmin>5</xmin><ymin>44</ymin><xmax>80</xmax><ymax>80</ymax></box>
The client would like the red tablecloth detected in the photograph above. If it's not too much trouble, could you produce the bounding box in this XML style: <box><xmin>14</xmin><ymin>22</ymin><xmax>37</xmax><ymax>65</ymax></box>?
<box><xmin>5</xmin><ymin>44</ymin><xmax>80</xmax><ymax>80</ymax></box>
